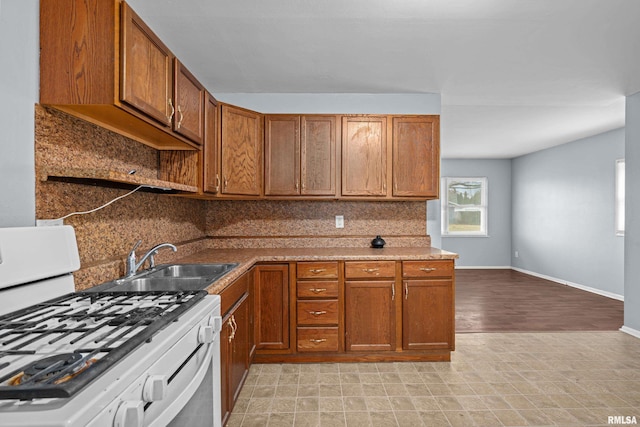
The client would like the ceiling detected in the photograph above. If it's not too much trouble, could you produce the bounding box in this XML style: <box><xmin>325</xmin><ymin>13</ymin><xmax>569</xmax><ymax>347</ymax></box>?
<box><xmin>127</xmin><ymin>0</ymin><xmax>640</xmax><ymax>159</ymax></box>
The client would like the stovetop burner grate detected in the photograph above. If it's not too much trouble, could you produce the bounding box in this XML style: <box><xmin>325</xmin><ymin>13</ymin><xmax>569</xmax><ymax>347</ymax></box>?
<box><xmin>0</xmin><ymin>290</ymin><xmax>206</xmax><ymax>400</ymax></box>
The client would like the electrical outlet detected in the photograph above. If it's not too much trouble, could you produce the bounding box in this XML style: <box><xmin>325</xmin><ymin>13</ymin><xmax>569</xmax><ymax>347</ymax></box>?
<box><xmin>514</xmin><ymin>250</ymin><xmax>519</xmax><ymax>258</ymax></box>
<box><xmin>335</xmin><ymin>215</ymin><xmax>344</xmax><ymax>228</ymax></box>
<box><xmin>36</xmin><ymin>219</ymin><xmax>63</xmax><ymax>227</ymax></box>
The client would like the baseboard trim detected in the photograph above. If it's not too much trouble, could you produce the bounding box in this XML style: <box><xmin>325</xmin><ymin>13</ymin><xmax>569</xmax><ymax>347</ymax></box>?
<box><xmin>620</xmin><ymin>326</ymin><xmax>640</xmax><ymax>339</ymax></box>
<box><xmin>454</xmin><ymin>266</ymin><xmax>512</xmax><ymax>270</ymax></box>
<box><xmin>511</xmin><ymin>267</ymin><xmax>624</xmax><ymax>301</ymax></box>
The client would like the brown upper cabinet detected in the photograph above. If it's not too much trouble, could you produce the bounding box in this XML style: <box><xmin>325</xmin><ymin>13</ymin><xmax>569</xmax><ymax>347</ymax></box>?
<box><xmin>341</xmin><ymin>116</ymin><xmax>388</xmax><ymax>197</ymax></box>
<box><xmin>40</xmin><ymin>0</ymin><xmax>201</xmax><ymax>150</ymax></box>
<box><xmin>173</xmin><ymin>59</ymin><xmax>206</xmax><ymax>145</ymax></box>
<box><xmin>264</xmin><ymin>115</ymin><xmax>337</xmax><ymax>197</ymax></box>
<box><xmin>392</xmin><ymin>116</ymin><xmax>440</xmax><ymax>198</ymax></box>
<box><xmin>202</xmin><ymin>93</ymin><xmax>221</xmax><ymax>194</ymax></box>
<box><xmin>220</xmin><ymin>104</ymin><xmax>264</xmax><ymax>196</ymax></box>
<box><xmin>120</xmin><ymin>3</ymin><xmax>173</xmax><ymax>128</ymax></box>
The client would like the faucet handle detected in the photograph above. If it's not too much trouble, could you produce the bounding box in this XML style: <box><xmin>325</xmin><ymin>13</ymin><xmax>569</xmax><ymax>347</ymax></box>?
<box><xmin>130</xmin><ymin>240</ymin><xmax>142</xmax><ymax>254</ymax></box>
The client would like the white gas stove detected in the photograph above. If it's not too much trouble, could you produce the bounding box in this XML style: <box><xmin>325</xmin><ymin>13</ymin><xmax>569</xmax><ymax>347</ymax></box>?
<box><xmin>0</xmin><ymin>226</ymin><xmax>222</xmax><ymax>427</ymax></box>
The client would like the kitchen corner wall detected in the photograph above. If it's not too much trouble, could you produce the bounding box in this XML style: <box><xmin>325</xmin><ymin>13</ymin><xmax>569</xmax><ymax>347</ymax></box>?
<box><xmin>0</xmin><ymin>0</ymin><xmax>38</xmax><ymax>226</ymax></box>
<box><xmin>625</xmin><ymin>91</ymin><xmax>640</xmax><ymax>332</ymax></box>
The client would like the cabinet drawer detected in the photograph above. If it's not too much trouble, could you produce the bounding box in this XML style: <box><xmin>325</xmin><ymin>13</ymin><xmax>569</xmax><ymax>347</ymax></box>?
<box><xmin>402</xmin><ymin>260</ymin><xmax>454</xmax><ymax>278</ymax></box>
<box><xmin>345</xmin><ymin>261</ymin><xmax>395</xmax><ymax>279</ymax></box>
<box><xmin>297</xmin><ymin>300</ymin><xmax>339</xmax><ymax>325</ymax></box>
<box><xmin>297</xmin><ymin>327</ymin><xmax>339</xmax><ymax>352</ymax></box>
<box><xmin>218</xmin><ymin>272</ymin><xmax>249</xmax><ymax>316</ymax></box>
<box><xmin>297</xmin><ymin>281</ymin><xmax>339</xmax><ymax>298</ymax></box>
<box><xmin>297</xmin><ymin>262</ymin><xmax>339</xmax><ymax>279</ymax></box>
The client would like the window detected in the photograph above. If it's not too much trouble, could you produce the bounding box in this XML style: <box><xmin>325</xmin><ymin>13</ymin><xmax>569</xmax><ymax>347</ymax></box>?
<box><xmin>441</xmin><ymin>177</ymin><xmax>488</xmax><ymax>236</ymax></box>
<box><xmin>616</xmin><ymin>159</ymin><xmax>625</xmax><ymax>236</ymax></box>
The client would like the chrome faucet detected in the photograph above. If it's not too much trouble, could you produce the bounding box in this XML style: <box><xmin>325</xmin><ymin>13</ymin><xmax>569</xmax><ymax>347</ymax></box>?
<box><xmin>125</xmin><ymin>240</ymin><xmax>177</xmax><ymax>277</ymax></box>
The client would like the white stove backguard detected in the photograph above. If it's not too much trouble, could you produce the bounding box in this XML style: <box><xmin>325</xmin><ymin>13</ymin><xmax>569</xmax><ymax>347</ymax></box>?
<box><xmin>0</xmin><ymin>226</ymin><xmax>80</xmax><ymax>316</ymax></box>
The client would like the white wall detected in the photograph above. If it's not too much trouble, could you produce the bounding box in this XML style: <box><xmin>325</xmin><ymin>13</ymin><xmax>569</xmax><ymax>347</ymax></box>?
<box><xmin>0</xmin><ymin>0</ymin><xmax>39</xmax><ymax>227</ymax></box>
<box><xmin>511</xmin><ymin>128</ymin><xmax>625</xmax><ymax>298</ymax></box>
<box><xmin>624</xmin><ymin>92</ymin><xmax>640</xmax><ymax>332</ymax></box>
<box><xmin>431</xmin><ymin>159</ymin><xmax>512</xmax><ymax>267</ymax></box>
<box><xmin>215</xmin><ymin>93</ymin><xmax>441</xmax><ymax>115</ymax></box>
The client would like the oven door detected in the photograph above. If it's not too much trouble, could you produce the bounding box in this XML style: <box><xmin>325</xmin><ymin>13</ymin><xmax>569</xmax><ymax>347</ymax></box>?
<box><xmin>86</xmin><ymin>297</ymin><xmax>222</xmax><ymax>427</ymax></box>
<box><xmin>142</xmin><ymin>310</ymin><xmax>222</xmax><ymax>427</ymax></box>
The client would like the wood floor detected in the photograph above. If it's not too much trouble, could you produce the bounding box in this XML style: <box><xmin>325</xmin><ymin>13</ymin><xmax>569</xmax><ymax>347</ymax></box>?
<box><xmin>455</xmin><ymin>269</ymin><xmax>624</xmax><ymax>333</ymax></box>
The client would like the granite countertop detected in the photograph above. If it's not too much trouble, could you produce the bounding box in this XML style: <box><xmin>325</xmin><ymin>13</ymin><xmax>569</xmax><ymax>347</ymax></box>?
<box><xmin>175</xmin><ymin>247</ymin><xmax>459</xmax><ymax>295</ymax></box>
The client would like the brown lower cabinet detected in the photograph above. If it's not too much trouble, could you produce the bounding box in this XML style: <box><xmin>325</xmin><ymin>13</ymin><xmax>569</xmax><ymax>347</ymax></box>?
<box><xmin>345</xmin><ymin>281</ymin><xmax>395</xmax><ymax>352</ymax></box>
<box><xmin>253</xmin><ymin>264</ymin><xmax>290</xmax><ymax>351</ymax></box>
<box><xmin>219</xmin><ymin>271</ymin><xmax>252</xmax><ymax>426</ymax></box>
<box><xmin>250</xmin><ymin>259</ymin><xmax>455</xmax><ymax>364</ymax></box>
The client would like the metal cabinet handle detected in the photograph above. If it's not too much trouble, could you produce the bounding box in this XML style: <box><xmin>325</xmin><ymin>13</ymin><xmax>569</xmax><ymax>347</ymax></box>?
<box><xmin>224</xmin><ymin>177</ymin><xmax>228</xmax><ymax>190</ymax></box>
<box><xmin>419</xmin><ymin>267</ymin><xmax>436</xmax><ymax>272</ymax></box>
<box><xmin>391</xmin><ymin>284</ymin><xmax>395</xmax><ymax>301</ymax></box>
<box><xmin>295</xmin><ymin>181</ymin><xmax>299</xmax><ymax>191</ymax></box>
<box><xmin>215</xmin><ymin>174</ymin><xmax>220</xmax><ymax>192</ymax></box>
<box><xmin>309</xmin><ymin>269</ymin><xmax>326</xmax><ymax>274</ymax></box>
<box><xmin>227</xmin><ymin>316</ymin><xmax>236</xmax><ymax>342</ymax></box>
<box><xmin>404</xmin><ymin>282</ymin><xmax>408</xmax><ymax>300</ymax></box>
<box><xmin>308</xmin><ymin>311</ymin><xmax>327</xmax><ymax>316</ymax></box>
<box><xmin>177</xmin><ymin>105</ymin><xmax>184</xmax><ymax>129</ymax></box>
<box><xmin>362</xmin><ymin>268</ymin><xmax>379</xmax><ymax>274</ymax></box>
<box><xmin>309</xmin><ymin>339</ymin><xmax>326</xmax><ymax>343</ymax></box>
<box><xmin>309</xmin><ymin>288</ymin><xmax>327</xmax><ymax>294</ymax></box>
<box><xmin>168</xmin><ymin>98</ymin><xmax>175</xmax><ymax>123</ymax></box>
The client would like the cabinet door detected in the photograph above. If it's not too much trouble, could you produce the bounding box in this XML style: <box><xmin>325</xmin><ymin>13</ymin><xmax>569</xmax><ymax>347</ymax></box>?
<box><xmin>403</xmin><ymin>279</ymin><xmax>453</xmax><ymax>350</ymax></box>
<box><xmin>203</xmin><ymin>93</ymin><xmax>220</xmax><ymax>193</ymax></box>
<box><xmin>254</xmin><ymin>265</ymin><xmax>290</xmax><ymax>350</ymax></box>
<box><xmin>301</xmin><ymin>116</ymin><xmax>336</xmax><ymax>196</ymax></box>
<box><xmin>341</xmin><ymin>116</ymin><xmax>387</xmax><ymax>197</ymax></box>
<box><xmin>264</xmin><ymin>116</ymin><xmax>300</xmax><ymax>196</ymax></box>
<box><xmin>230</xmin><ymin>296</ymin><xmax>250</xmax><ymax>404</ymax></box>
<box><xmin>220</xmin><ymin>317</ymin><xmax>232</xmax><ymax>426</ymax></box>
<box><xmin>392</xmin><ymin>116</ymin><xmax>440</xmax><ymax>197</ymax></box>
<box><xmin>120</xmin><ymin>3</ymin><xmax>173</xmax><ymax>126</ymax></box>
<box><xmin>220</xmin><ymin>105</ymin><xmax>263</xmax><ymax>196</ymax></box>
<box><xmin>173</xmin><ymin>59</ymin><xmax>205</xmax><ymax>144</ymax></box>
<box><xmin>345</xmin><ymin>281</ymin><xmax>395</xmax><ymax>351</ymax></box>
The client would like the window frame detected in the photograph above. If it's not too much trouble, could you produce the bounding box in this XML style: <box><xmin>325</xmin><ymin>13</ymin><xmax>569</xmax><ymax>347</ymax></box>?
<box><xmin>441</xmin><ymin>176</ymin><xmax>488</xmax><ymax>237</ymax></box>
<box><xmin>615</xmin><ymin>159</ymin><xmax>625</xmax><ymax>237</ymax></box>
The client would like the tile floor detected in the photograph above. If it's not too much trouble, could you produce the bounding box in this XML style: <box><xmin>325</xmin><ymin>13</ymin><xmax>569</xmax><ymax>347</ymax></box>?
<box><xmin>227</xmin><ymin>332</ymin><xmax>640</xmax><ymax>426</ymax></box>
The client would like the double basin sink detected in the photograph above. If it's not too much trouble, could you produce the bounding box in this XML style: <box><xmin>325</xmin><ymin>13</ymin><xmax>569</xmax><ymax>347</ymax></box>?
<box><xmin>100</xmin><ymin>263</ymin><xmax>239</xmax><ymax>292</ymax></box>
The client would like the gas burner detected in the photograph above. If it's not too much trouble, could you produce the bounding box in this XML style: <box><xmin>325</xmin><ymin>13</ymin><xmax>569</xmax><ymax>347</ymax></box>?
<box><xmin>107</xmin><ymin>305</ymin><xmax>164</xmax><ymax>326</ymax></box>
<box><xmin>8</xmin><ymin>353</ymin><xmax>94</xmax><ymax>386</ymax></box>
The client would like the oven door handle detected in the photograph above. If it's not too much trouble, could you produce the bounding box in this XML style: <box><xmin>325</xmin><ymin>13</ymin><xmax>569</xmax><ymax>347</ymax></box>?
<box><xmin>146</xmin><ymin>339</ymin><xmax>218</xmax><ymax>427</ymax></box>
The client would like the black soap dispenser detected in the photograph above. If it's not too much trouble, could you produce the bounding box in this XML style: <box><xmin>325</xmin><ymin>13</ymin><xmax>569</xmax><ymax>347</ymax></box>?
<box><xmin>371</xmin><ymin>235</ymin><xmax>386</xmax><ymax>249</ymax></box>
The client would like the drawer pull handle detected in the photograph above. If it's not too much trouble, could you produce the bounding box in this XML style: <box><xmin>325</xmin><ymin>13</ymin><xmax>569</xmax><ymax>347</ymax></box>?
<box><xmin>310</xmin><ymin>339</ymin><xmax>327</xmax><ymax>343</ymax></box>
<box><xmin>309</xmin><ymin>268</ymin><xmax>326</xmax><ymax>274</ymax></box>
<box><xmin>309</xmin><ymin>311</ymin><xmax>327</xmax><ymax>316</ymax></box>
<box><xmin>362</xmin><ymin>268</ymin><xmax>379</xmax><ymax>274</ymax></box>
<box><xmin>310</xmin><ymin>288</ymin><xmax>327</xmax><ymax>293</ymax></box>
<box><xmin>419</xmin><ymin>267</ymin><xmax>436</xmax><ymax>272</ymax></box>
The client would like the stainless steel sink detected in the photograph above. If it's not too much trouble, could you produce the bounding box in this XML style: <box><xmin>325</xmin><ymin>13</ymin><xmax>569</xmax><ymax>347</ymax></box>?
<box><xmin>97</xmin><ymin>262</ymin><xmax>239</xmax><ymax>292</ymax></box>
<box><xmin>113</xmin><ymin>277</ymin><xmax>213</xmax><ymax>292</ymax></box>
<box><xmin>146</xmin><ymin>263</ymin><xmax>238</xmax><ymax>279</ymax></box>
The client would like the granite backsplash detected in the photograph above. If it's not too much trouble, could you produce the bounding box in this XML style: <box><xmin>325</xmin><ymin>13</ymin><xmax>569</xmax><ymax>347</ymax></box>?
<box><xmin>35</xmin><ymin>105</ymin><xmax>430</xmax><ymax>290</ymax></box>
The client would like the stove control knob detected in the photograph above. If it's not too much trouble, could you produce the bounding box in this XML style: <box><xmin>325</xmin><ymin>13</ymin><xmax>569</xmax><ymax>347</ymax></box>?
<box><xmin>198</xmin><ymin>325</ymin><xmax>215</xmax><ymax>343</ymax></box>
<box><xmin>143</xmin><ymin>375</ymin><xmax>167</xmax><ymax>402</ymax></box>
<box><xmin>114</xmin><ymin>401</ymin><xmax>144</xmax><ymax>427</ymax></box>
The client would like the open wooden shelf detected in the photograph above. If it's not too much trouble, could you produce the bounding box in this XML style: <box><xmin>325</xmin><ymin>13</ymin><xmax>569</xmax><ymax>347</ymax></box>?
<box><xmin>40</xmin><ymin>167</ymin><xmax>198</xmax><ymax>193</ymax></box>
